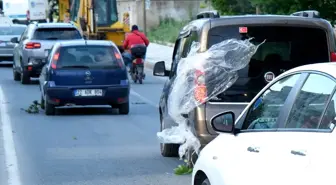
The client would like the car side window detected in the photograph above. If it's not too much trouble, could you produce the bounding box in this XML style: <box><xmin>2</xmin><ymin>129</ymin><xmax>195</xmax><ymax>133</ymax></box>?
<box><xmin>19</xmin><ymin>28</ymin><xmax>28</xmax><ymax>42</ymax></box>
<box><xmin>170</xmin><ymin>39</ymin><xmax>184</xmax><ymax>78</ymax></box>
<box><xmin>285</xmin><ymin>73</ymin><xmax>336</xmax><ymax>129</ymax></box>
<box><xmin>320</xmin><ymin>92</ymin><xmax>336</xmax><ymax>131</ymax></box>
<box><xmin>242</xmin><ymin>74</ymin><xmax>301</xmax><ymax>130</ymax></box>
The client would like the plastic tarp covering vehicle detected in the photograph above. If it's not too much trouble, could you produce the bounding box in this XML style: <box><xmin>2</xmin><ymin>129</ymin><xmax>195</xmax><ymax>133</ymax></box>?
<box><xmin>157</xmin><ymin>38</ymin><xmax>264</xmax><ymax>159</ymax></box>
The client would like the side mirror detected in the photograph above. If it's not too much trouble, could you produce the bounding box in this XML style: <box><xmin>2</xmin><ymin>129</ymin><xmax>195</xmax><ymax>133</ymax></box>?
<box><xmin>10</xmin><ymin>37</ymin><xmax>19</xmax><ymax>43</ymax></box>
<box><xmin>153</xmin><ymin>61</ymin><xmax>170</xmax><ymax>77</ymax></box>
<box><xmin>211</xmin><ymin>112</ymin><xmax>235</xmax><ymax>133</ymax></box>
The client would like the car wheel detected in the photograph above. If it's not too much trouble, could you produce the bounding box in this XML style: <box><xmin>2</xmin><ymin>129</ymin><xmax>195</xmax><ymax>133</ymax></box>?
<box><xmin>40</xmin><ymin>95</ymin><xmax>45</xmax><ymax>110</ymax></box>
<box><xmin>44</xmin><ymin>95</ymin><xmax>55</xmax><ymax>115</ymax></box>
<box><xmin>20</xmin><ymin>69</ymin><xmax>30</xmax><ymax>84</ymax></box>
<box><xmin>201</xmin><ymin>178</ymin><xmax>211</xmax><ymax>185</ymax></box>
<box><xmin>119</xmin><ymin>102</ymin><xmax>129</xmax><ymax>115</ymax></box>
<box><xmin>13</xmin><ymin>67</ymin><xmax>20</xmax><ymax>81</ymax></box>
<box><xmin>160</xmin><ymin>115</ymin><xmax>179</xmax><ymax>157</ymax></box>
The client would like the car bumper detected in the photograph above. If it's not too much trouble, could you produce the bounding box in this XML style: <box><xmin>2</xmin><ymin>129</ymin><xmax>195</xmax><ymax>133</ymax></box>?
<box><xmin>0</xmin><ymin>47</ymin><xmax>14</xmax><ymax>61</ymax></box>
<box><xmin>45</xmin><ymin>85</ymin><xmax>130</xmax><ymax>106</ymax></box>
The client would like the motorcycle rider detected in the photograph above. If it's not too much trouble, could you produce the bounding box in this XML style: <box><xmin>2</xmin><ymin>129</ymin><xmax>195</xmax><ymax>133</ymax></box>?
<box><xmin>122</xmin><ymin>25</ymin><xmax>149</xmax><ymax>73</ymax></box>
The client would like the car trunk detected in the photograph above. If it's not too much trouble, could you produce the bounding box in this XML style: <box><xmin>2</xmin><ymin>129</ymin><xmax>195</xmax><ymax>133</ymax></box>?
<box><xmin>50</xmin><ymin>45</ymin><xmax>126</xmax><ymax>86</ymax></box>
<box><xmin>52</xmin><ymin>69</ymin><xmax>126</xmax><ymax>86</ymax></box>
<box><xmin>204</xmin><ymin>24</ymin><xmax>330</xmax><ymax>135</ymax></box>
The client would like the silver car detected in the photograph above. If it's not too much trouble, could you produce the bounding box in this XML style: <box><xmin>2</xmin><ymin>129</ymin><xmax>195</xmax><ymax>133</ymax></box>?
<box><xmin>0</xmin><ymin>24</ymin><xmax>26</xmax><ymax>62</ymax></box>
<box><xmin>11</xmin><ymin>22</ymin><xmax>83</xmax><ymax>84</ymax></box>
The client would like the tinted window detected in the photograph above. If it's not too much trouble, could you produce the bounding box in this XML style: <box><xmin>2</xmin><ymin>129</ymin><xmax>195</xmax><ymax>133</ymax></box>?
<box><xmin>286</xmin><ymin>74</ymin><xmax>336</xmax><ymax>130</ymax></box>
<box><xmin>321</xmin><ymin>92</ymin><xmax>336</xmax><ymax>130</ymax></box>
<box><xmin>208</xmin><ymin>26</ymin><xmax>329</xmax><ymax>64</ymax></box>
<box><xmin>33</xmin><ymin>28</ymin><xmax>81</xmax><ymax>40</ymax></box>
<box><xmin>94</xmin><ymin>0</ymin><xmax>118</xmax><ymax>26</ymax></box>
<box><xmin>57</xmin><ymin>46</ymin><xmax>123</xmax><ymax>69</ymax></box>
<box><xmin>243</xmin><ymin>74</ymin><xmax>300</xmax><ymax>130</ymax></box>
<box><xmin>0</xmin><ymin>26</ymin><xmax>25</xmax><ymax>35</ymax></box>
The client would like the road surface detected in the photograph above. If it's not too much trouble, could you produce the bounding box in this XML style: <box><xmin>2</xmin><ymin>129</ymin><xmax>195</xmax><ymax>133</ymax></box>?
<box><xmin>0</xmin><ymin>44</ymin><xmax>190</xmax><ymax>185</ymax></box>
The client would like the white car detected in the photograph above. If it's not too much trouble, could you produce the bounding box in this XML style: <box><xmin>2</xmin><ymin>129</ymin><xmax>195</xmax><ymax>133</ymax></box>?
<box><xmin>192</xmin><ymin>62</ymin><xmax>336</xmax><ymax>185</ymax></box>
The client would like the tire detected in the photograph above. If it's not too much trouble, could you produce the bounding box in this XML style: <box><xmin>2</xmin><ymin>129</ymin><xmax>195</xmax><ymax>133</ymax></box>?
<box><xmin>44</xmin><ymin>95</ymin><xmax>55</xmax><ymax>115</ymax></box>
<box><xmin>160</xmin><ymin>115</ymin><xmax>179</xmax><ymax>157</ymax></box>
<box><xmin>201</xmin><ymin>178</ymin><xmax>211</xmax><ymax>185</ymax></box>
<box><xmin>20</xmin><ymin>69</ymin><xmax>30</xmax><ymax>84</ymax></box>
<box><xmin>119</xmin><ymin>102</ymin><xmax>129</xmax><ymax>115</ymax></box>
<box><xmin>40</xmin><ymin>95</ymin><xmax>45</xmax><ymax>110</ymax></box>
<box><xmin>13</xmin><ymin>67</ymin><xmax>20</xmax><ymax>81</ymax></box>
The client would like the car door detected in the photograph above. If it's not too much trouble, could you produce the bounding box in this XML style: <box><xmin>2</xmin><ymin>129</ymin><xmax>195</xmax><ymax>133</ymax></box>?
<box><xmin>215</xmin><ymin>72</ymin><xmax>306</xmax><ymax>184</ymax></box>
<box><xmin>277</xmin><ymin>72</ymin><xmax>336</xmax><ymax>183</ymax></box>
<box><xmin>160</xmin><ymin>38</ymin><xmax>183</xmax><ymax>121</ymax></box>
<box><xmin>13</xmin><ymin>28</ymin><xmax>27</xmax><ymax>68</ymax></box>
<box><xmin>16</xmin><ymin>26</ymin><xmax>30</xmax><ymax>68</ymax></box>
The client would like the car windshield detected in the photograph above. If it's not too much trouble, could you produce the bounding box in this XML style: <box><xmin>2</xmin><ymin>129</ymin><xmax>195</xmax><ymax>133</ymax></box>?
<box><xmin>32</xmin><ymin>28</ymin><xmax>82</xmax><ymax>40</ymax></box>
<box><xmin>0</xmin><ymin>26</ymin><xmax>25</xmax><ymax>35</ymax></box>
<box><xmin>57</xmin><ymin>45</ymin><xmax>123</xmax><ymax>69</ymax></box>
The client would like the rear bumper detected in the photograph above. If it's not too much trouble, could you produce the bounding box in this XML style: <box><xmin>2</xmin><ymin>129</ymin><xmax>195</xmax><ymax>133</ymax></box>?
<box><xmin>45</xmin><ymin>85</ymin><xmax>130</xmax><ymax>106</ymax></box>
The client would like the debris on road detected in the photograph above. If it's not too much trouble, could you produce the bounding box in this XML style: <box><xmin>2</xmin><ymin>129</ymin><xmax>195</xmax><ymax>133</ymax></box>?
<box><xmin>21</xmin><ymin>100</ymin><xmax>43</xmax><ymax>114</ymax></box>
<box><xmin>157</xmin><ymin>38</ymin><xmax>264</xmax><ymax>161</ymax></box>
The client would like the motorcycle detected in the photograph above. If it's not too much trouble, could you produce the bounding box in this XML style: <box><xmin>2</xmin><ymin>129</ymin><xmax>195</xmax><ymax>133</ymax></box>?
<box><xmin>130</xmin><ymin>45</ymin><xmax>146</xmax><ymax>84</ymax></box>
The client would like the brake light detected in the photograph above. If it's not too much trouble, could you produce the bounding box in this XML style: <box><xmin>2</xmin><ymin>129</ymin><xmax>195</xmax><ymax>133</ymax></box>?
<box><xmin>25</xmin><ymin>42</ymin><xmax>41</xmax><ymax>49</ymax></box>
<box><xmin>51</xmin><ymin>52</ymin><xmax>60</xmax><ymax>69</ymax></box>
<box><xmin>114</xmin><ymin>52</ymin><xmax>121</xmax><ymax>59</ymax></box>
<box><xmin>194</xmin><ymin>69</ymin><xmax>207</xmax><ymax>103</ymax></box>
<box><xmin>114</xmin><ymin>52</ymin><xmax>123</xmax><ymax>67</ymax></box>
<box><xmin>331</xmin><ymin>52</ymin><xmax>336</xmax><ymax>62</ymax></box>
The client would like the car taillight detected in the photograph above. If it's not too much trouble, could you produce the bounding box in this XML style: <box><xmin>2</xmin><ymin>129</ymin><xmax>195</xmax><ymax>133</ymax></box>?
<box><xmin>25</xmin><ymin>42</ymin><xmax>41</xmax><ymax>49</ymax></box>
<box><xmin>194</xmin><ymin>69</ymin><xmax>207</xmax><ymax>103</ymax></box>
<box><xmin>331</xmin><ymin>52</ymin><xmax>336</xmax><ymax>62</ymax></box>
<box><xmin>26</xmin><ymin>10</ymin><xmax>30</xmax><ymax>20</ymax></box>
<box><xmin>51</xmin><ymin>52</ymin><xmax>60</xmax><ymax>69</ymax></box>
<box><xmin>114</xmin><ymin>52</ymin><xmax>123</xmax><ymax>67</ymax></box>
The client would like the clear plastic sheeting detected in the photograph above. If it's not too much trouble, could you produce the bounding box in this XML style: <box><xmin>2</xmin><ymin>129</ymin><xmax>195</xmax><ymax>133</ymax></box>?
<box><xmin>157</xmin><ymin>38</ymin><xmax>264</xmax><ymax>159</ymax></box>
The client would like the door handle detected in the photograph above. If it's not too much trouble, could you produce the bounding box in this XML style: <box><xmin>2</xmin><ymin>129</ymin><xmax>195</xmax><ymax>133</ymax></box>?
<box><xmin>291</xmin><ymin>150</ymin><xmax>306</xmax><ymax>156</ymax></box>
<box><xmin>247</xmin><ymin>146</ymin><xmax>260</xmax><ymax>153</ymax></box>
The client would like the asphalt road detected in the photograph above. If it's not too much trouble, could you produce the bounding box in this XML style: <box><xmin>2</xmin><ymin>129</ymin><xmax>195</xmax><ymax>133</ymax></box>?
<box><xmin>0</xmin><ymin>44</ymin><xmax>190</xmax><ymax>185</ymax></box>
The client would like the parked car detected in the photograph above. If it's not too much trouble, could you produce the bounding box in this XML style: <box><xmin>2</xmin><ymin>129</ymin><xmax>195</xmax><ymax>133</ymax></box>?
<box><xmin>0</xmin><ymin>24</ymin><xmax>26</xmax><ymax>62</ymax></box>
<box><xmin>39</xmin><ymin>40</ymin><xmax>130</xmax><ymax>116</ymax></box>
<box><xmin>152</xmin><ymin>10</ymin><xmax>336</xmax><ymax>164</ymax></box>
<box><xmin>11</xmin><ymin>22</ymin><xmax>83</xmax><ymax>84</ymax></box>
<box><xmin>192</xmin><ymin>62</ymin><xmax>336</xmax><ymax>185</ymax></box>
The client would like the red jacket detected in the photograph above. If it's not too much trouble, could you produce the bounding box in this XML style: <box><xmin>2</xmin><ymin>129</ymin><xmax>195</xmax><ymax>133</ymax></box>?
<box><xmin>123</xmin><ymin>30</ymin><xmax>150</xmax><ymax>50</ymax></box>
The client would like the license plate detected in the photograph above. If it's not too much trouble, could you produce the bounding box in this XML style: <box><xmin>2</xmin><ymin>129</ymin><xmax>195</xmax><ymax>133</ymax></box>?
<box><xmin>74</xmin><ymin>89</ymin><xmax>103</xmax><ymax>97</ymax></box>
<box><xmin>44</xmin><ymin>49</ymin><xmax>50</xmax><ymax>57</ymax></box>
<box><xmin>0</xmin><ymin>42</ymin><xmax>6</xmax><ymax>47</ymax></box>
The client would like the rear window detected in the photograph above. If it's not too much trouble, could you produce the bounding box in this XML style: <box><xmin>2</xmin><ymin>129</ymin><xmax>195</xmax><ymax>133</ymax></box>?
<box><xmin>0</xmin><ymin>26</ymin><xmax>25</xmax><ymax>35</ymax></box>
<box><xmin>208</xmin><ymin>25</ymin><xmax>329</xmax><ymax>64</ymax></box>
<box><xmin>56</xmin><ymin>45</ymin><xmax>123</xmax><ymax>69</ymax></box>
<box><xmin>33</xmin><ymin>28</ymin><xmax>82</xmax><ymax>40</ymax></box>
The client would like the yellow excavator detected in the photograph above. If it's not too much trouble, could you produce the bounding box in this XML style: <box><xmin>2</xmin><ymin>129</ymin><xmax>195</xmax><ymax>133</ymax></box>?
<box><xmin>54</xmin><ymin>0</ymin><xmax>130</xmax><ymax>52</ymax></box>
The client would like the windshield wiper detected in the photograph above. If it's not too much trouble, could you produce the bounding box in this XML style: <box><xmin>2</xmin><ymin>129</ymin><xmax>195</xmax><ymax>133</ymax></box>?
<box><xmin>61</xmin><ymin>65</ymin><xmax>90</xmax><ymax>69</ymax></box>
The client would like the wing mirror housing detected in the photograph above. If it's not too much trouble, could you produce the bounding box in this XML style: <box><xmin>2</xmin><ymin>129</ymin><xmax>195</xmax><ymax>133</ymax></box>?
<box><xmin>211</xmin><ymin>111</ymin><xmax>235</xmax><ymax>133</ymax></box>
<box><xmin>153</xmin><ymin>61</ymin><xmax>170</xmax><ymax>77</ymax></box>
<box><xmin>10</xmin><ymin>37</ymin><xmax>19</xmax><ymax>43</ymax></box>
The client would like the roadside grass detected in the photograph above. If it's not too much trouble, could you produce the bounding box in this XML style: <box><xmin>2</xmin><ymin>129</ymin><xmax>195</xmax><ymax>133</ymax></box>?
<box><xmin>147</xmin><ymin>18</ymin><xmax>190</xmax><ymax>44</ymax></box>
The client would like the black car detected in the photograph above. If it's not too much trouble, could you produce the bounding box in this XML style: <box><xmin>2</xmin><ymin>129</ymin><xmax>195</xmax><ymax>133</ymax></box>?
<box><xmin>152</xmin><ymin>10</ymin><xmax>336</xmax><ymax>165</ymax></box>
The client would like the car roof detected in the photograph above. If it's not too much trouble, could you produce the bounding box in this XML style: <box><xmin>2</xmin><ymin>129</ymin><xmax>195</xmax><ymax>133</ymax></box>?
<box><xmin>279</xmin><ymin>63</ymin><xmax>336</xmax><ymax>80</ymax></box>
<box><xmin>34</xmin><ymin>23</ymin><xmax>76</xmax><ymax>28</ymax></box>
<box><xmin>180</xmin><ymin>14</ymin><xmax>332</xmax><ymax>36</ymax></box>
<box><xmin>58</xmin><ymin>40</ymin><xmax>114</xmax><ymax>47</ymax></box>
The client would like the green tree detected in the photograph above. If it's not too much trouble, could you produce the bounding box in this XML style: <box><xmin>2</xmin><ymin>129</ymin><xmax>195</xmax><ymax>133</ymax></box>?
<box><xmin>210</xmin><ymin>0</ymin><xmax>255</xmax><ymax>15</ymax></box>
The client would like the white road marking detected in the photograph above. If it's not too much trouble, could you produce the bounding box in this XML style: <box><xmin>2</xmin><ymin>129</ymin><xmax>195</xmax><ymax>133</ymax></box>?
<box><xmin>0</xmin><ymin>86</ymin><xmax>22</xmax><ymax>185</ymax></box>
<box><xmin>130</xmin><ymin>90</ymin><xmax>159</xmax><ymax>108</ymax></box>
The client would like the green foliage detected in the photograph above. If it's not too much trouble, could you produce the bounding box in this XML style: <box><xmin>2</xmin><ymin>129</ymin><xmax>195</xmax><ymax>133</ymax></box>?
<box><xmin>147</xmin><ymin>18</ymin><xmax>189</xmax><ymax>44</ymax></box>
<box><xmin>210</xmin><ymin>0</ymin><xmax>336</xmax><ymax>20</ymax></box>
<box><xmin>174</xmin><ymin>159</ymin><xmax>193</xmax><ymax>175</ymax></box>
<box><xmin>21</xmin><ymin>100</ymin><xmax>43</xmax><ymax>114</ymax></box>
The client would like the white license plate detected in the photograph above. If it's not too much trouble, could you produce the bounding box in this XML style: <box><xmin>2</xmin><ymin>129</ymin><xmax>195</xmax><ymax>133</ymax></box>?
<box><xmin>74</xmin><ymin>89</ymin><xmax>103</xmax><ymax>97</ymax></box>
<box><xmin>0</xmin><ymin>43</ymin><xmax>6</xmax><ymax>47</ymax></box>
